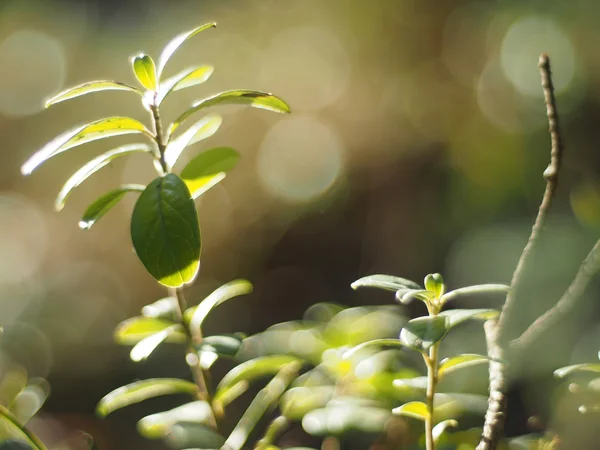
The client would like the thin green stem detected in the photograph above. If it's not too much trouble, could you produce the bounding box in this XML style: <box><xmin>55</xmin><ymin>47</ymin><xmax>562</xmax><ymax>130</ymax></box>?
<box><xmin>425</xmin><ymin>344</ymin><xmax>439</xmax><ymax>450</ymax></box>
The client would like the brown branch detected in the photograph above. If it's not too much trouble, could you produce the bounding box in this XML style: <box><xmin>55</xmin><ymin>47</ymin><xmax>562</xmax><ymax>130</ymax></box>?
<box><xmin>513</xmin><ymin>239</ymin><xmax>600</xmax><ymax>350</ymax></box>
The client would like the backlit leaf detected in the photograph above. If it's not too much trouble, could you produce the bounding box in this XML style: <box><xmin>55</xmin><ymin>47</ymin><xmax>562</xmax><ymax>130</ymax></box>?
<box><xmin>396</xmin><ymin>289</ymin><xmax>437</xmax><ymax>305</ymax></box>
<box><xmin>137</xmin><ymin>400</ymin><xmax>214</xmax><ymax>439</ymax></box>
<box><xmin>342</xmin><ymin>339</ymin><xmax>403</xmax><ymax>359</ymax></box>
<box><xmin>424</xmin><ymin>273</ymin><xmax>445</xmax><ymax>298</ymax></box>
<box><xmin>399</xmin><ymin>316</ymin><xmax>447</xmax><ymax>352</ymax></box>
<box><xmin>97</xmin><ymin>379</ymin><xmax>198</xmax><ymax>417</ymax></box>
<box><xmin>130</xmin><ymin>325</ymin><xmax>180</xmax><ymax>362</ymax></box>
<box><xmin>141</xmin><ymin>297</ymin><xmax>178</xmax><ymax>320</ymax></box>
<box><xmin>180</xmin><ymin>147</ymin><xmax>239</xmax><ymax>198</ymax></box>
<box><xmin>45</xmin><ymin>80</ymin><xmax>143</xmax><ymax>107</ymax></box>
<box><xmin>196</xmin><ymin>334</ymin><xmax>244</xmax><ymax>358</ymax></box>
<box><xmin>9</xmin><ymin>379</ymin><xmax>50</xmax><ymax>425</ymax></box>
<box><xmin>438</xmin><ymin>354</ymin><xmax>490</xmax><ymax>379</ymax></box>
<box><xmin>351</xmin><ymin>275</ymin><xmax>421</xmax><ymax>292</ymax></box>
<box><xmin>114</xmin><ymin>316</ymin><xmax>185</xmax><ymax>345</ymax></box>
<box><xmin>132</xmin><ymin>53</ymin><xmax>157</xmax><ymax>90</ymax></box>
<box><xmin>163</xmin><ymin>114</ymin><xmax>222</xmax><ymax>168</ymax></box>
<box><xmin>392</xmin><ymin>401</ymin><xmax>429</xmax><ymax>421</ymax></box>
<box><xmin>0</xmin><ymin>405</ymin><xmax>46</xmax><ymax>449</ymax></box>
<box><xmin>79</xmin><ymin>184</ymin><xmax>145</xmax><ymax>230</ymax></box>
<box><xmin>157</xmin><ymin>65</ymin><xmax>214</xmax><ymax>105</ymax></box>
<box><xmin>21</xmin><ymin>117</ymin><xmax>152</xmax><ymax>175</ymax></box>
<box><xmin>169</xmin><ymin>90</ymin><xmax>290</xmax><ymax>135</ymax></box>
<box><xmin>130</xmin><ymin>174</ymin><xmax>201</xmax><ymax>287</ymax></box>
<box><xmin>56</xmin><ymin>144</ymin><xmax>150</xmax><ymax>211</ymax></box>
<box><xmin>281</xmin><ymin>386</ymin><xmax>334</xmax><ymax>420</ymax></box>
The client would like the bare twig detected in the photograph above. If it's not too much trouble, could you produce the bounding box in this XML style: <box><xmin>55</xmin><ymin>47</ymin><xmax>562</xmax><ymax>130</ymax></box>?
<box><xmin>513</xmin><ymin>239</ymin><xmax>600</xmax><ymax>350</ymax></box>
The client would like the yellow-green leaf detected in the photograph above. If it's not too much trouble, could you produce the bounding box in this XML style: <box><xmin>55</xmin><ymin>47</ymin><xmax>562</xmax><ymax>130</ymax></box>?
<box><xmin>439</xmin><ymin>285</ymin><xmax>510</xmax><ymax>306</ymax></box>
<box><xmin>392</xmin><ymin>401</ymin><xmax>429</xmax><ymax>421</ymax></box>
<box><xmin>130</xmin><ymin>324</ymin><xmax>180</xmax><ymax>362</ymax></box>
<box><xmin>433</xmin><ymin>419</ymin><xmax>458</xmax><ymax>443</ymax></box>
<box><xmin>9</xmin><ymin>379</ymin><xmax>50</xmax><ymax>425</ymax></box>
<box><xmin>45</xmin><ymin>80</ymin><xmax>143</xmax><ymax>107</ymax></box>
<box><xmin>438</xmin><ymin>354</ymin><xmax>490</xmax><ymax>379</ymax></box>
<box><xmin>180</xmin><ymin>147</ymin><xmax>239</xmax><ymax>199</ymax></box>
<box><xmin>342</xmin><ymin>339</ymin><xmax>403</xmax><ymax>359</ymax></box>
<box><xmin>132</xmin><ymin>53</ymin><xmax>157</xmax><ymax>90</ymax></box>
<box><xmin>114</xmin><ymin>316</ymin><xmax>185</xmax><ymax>345</ymax></box>
<box><xmin>424</xmin><ymin>273</ymin><xmax>445</xmax><ymax>298</ymax></box>
<box><xmin>0</xmin><ymin>405</ymin><xmax>46</xmax><ymax>449</ymax></box>
<box><xmin>79</xmin><ymin>184</ymin><xmax>145</xmax><ymax>230</ymax></box>
<box><xmin>157</xmin><ymin>65</ymin><xmax>214</xmax><ymax>105</ymax></box>
<box><xmin>21</xmin><ymin>117</ymin><xmax>152</xmax><ymax>175</ymax></box>
<box><xmin>164</xmin><ymin>114</ymin><xmax>222</xmax><ymax>168</ymax></box>
<box><xmin>137</xmin><ymin>400</ymin><xmax>214</xmax><ymax>439</ymax></box>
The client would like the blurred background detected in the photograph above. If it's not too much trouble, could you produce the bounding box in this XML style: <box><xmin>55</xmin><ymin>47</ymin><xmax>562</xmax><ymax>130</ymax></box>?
<box><xmin>1</xmin><ymin>0</ymin><xmax>600</xmax><ymax>448</ymax></box>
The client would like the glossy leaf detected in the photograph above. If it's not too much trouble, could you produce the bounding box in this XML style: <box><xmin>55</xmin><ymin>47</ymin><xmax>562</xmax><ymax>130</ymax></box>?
<box><xmin>21</xmin><ymin>117</ymin><xmax>152</xmax><ymax>175</ymax></box>
<box><xmin>97</xmin><ymin>378</ymin><xmax>198</xmax><ymax>417</ymax></box>
<box><xmin>130</xmin><ymin>325</ymin><xmax>180</xmax><ymax>362</ymax></box>
<box><xmin>141</xmin><ymin>297</ymin><xmax>178</xmax><ymax>319</ymax></box>
<box><xmin>45</xmin><ymin>80</ymin><xmax>143</xmax><ymax>107</ymax></box>
<box><xmin>9</xmin><ymin>379</ymin><xmax>50</xmax><ymax>425</ymax></box>
<box><xmin>169</xmin><ymin>90</ymin><xmax>290</xmax><ymax>135</ymax></box>
<box><xmin>438</xmin><ymin>309</ymin><xmax>499</xmax><ymax>329</ymax></box>
<box><xmin>440</xmin><ymin>284</ymin><xmax>510</xmax><ymax>305</ymax></box>
<box><xmin>132</xmin><ymin>53</ymin><xmax>157</xmax><ymax>90</ymax></box>
<box><xmin>130</xmin><ymin>174</ymin><xmax>201</xmax><ymax>287</ymax></box>
<box><xmin>157</xmin><ymin>22</ymin><xmax>217</xmax><ymax>78</ymax></box>
<box><xmin>215</xmin><ymin>355</ymin><xmax>301</xmax><ymax>402</ymax></box>
<box><xmin>180</xmin><ymin>147</ymin><xmax>240</xmax><ymax>198</ymax></box>
<box><xmin>56</xmin><ymin>144</ymin><xmax>150</xmax><ymax>211</ymax></box>
<box><xmin>424</xmin><ymin>273</ymin><xmax>444</xmax><ymax>298</ymax></box>
<box><xmin>157</xmin><ymin>65</ymin><xmax>214</xmax><ymax>105</ymax></box>
<box><xmin>555</xmin><ymin>363</ymin><xmax>600</xmax><ymax>378</ymax></box>
<box><xmin>165</xmin><ymin>422</ymin><xmax>225</xmax><ymax>449</ymax></box>
<box><xmin>196</xmin><ymin>334</ymin><xmax>244</xmax><ymax>358</ymax></box>
<box><xmin>399</xmin><ymin>316</ymin><xmax>447</xmax><ymax>352</ymax></box>
<box><xmin>438</xmin><ymin>354</ymin><xmax>490</xmax><ymax>379</ymax></box>
<box><xmin>185</xmin><ymin>279</ymin><xmax>253</xmax><ymax>333</ymax></box>
<box><xmin>0</xmin><ymin>405</ymin><xmax>46</xmax><ymax>449</ymax></box>
<box><xmin>137</xmin><ymin>400</ymin><xmax>213</xmax><ymax>439</ymax></box>
<box><xmin>114</xmin><ymin>316</ymin><xmax>185</xmax><ymax>345</ymax></box>
<box><xmin>79</xmin><ymin>184</ymin><xmax>145</xmax><ymax>230</ymax></box>
<box><xmin>163</xmin><ymin>114</ymin><xmax>222</xmax><ymax>168</ymax></box>
<box><xmin>392</xmin><ymin>401</ymin><xmax>429</xmax><ymax>421</ymax></box>
<box><xmin>342</xmin><ymin>339</ymin><xmax>403</xmax><ymax>359</ymax></box>
<box><xmin>351</xmin><ymin>274</ymin><xmax>421</xmax><ymax>292</ymax></box>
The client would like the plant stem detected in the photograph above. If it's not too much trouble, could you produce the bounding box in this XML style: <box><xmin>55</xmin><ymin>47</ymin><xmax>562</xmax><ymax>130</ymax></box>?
<box><xmin>425</xmin><ymin>344</ymin><xmax>439</xmax><ymax>450</ymax></box>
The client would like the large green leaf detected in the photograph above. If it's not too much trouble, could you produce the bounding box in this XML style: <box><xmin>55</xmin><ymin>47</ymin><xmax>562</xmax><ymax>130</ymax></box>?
<box><xmin>45</xmin><ymin>80</ymin><xmax>143</xmax><ymax>107</ymax></box>
<box><xmin>169</xmin><ymin>90</ymin><xmax>290</xmax><ymax>135</ymax></box>
<box><xmin>78</xmin><ymin>184</ymin><xmax>145</xmax><ymax>230</ymax></box>
<box><xmin>21</xmin><ymin>117</ymin><xmax>152</xmax><ymax>175</ymax></box>
<box><xmin>157</xmin><ymin>22</ymin><xmax>217</xmax><ymax>78</ymax></box>
<box><xmin>439</xmin><ymin>284</ymin><xmax>510</xmax><ymax>305</ymax></box>
<box><xmin>9</xmin><ymin>379</ymin><xmax>50</xmax><ymax>425</ymax></box>
<box><xmin>157</xmin><ymin>65</ymin><xmax>214</xmax><ymax>105</ymax></box>
<box><xmin>185</xmin><ymin>279</ymin><xmax>253</xmax><ymax>333</ymax></box>
<box><xmin>399</xmin><ymin>316</ymin><xmax>447</xmax><ymax>352</ymax></box>
<box><xmin>132</xmin><ymin>53</ymin><xmax>157</xmax><ymax>90</ymax></box>
<box><xmin>392</xmin><ymin>401</ymin><xmax>429</xmax><ymax>421</ymax></box>
<box><xmin>351</xmin><ymin>274</ymin><xmax>421</xmax><ymax>292</ymax></box>
<box><xmin>438</xmin><ymin>354</ymin><xmax>490</xmax><ymax>379</ymax></box>
<box><xmin>137</xmin><ymin>400</ymin><xmax>214</xmax><ymax>439</ymax></box>
<box><xmin>180</xmin><ymin>147</ymin><xmax>240</xmax><ymax>199</ymax></box>
<box><xmin>0</xmin><ymin>405</ymin><xmax>46</xmax><ymax>449</ymax></box>
<box><xmin>130</xmin><ymin>324</ymin><xmax>180</xmax><ymax>362</ymax></box>
<box><xmin>555</xmin><ymin>363</ymin><xmax>600</xmax><ymax>378</ymax></box>
<box><xmin>163</xmin><ymin>114</ymin><xmax>222</xmax><ymax>168</ymax></box>
<box><xmin>56</xmin><ymin>144</ymin><xmax>150</xmax><ymax>211</ymax></box>
<box><xmin>130</xmin><ymin>174</ymin><xmax>201</xmax><ymax>287</ymax></box>
<box><xmin>97</xmin><ymin>379</ymin><xmax>198</xmax><ymax>417</ymax></box>
<box><xmin>113</xmin><ymin>316</ymin><xmax>185</xmax><ymax>345</ymax></box>
<box><xmin>215</xmin><ymin>356</ymin><xmax>301</xmax><ymax>402</ymax></box>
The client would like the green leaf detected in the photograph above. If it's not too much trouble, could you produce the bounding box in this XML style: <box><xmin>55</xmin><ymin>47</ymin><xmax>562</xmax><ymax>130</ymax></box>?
<box><xmin>21</xmin><ymin>117</ymin><xmax>152</xmax><ymax>175</ymax></box>
<box><xmin>45</xmin><ymin>80</ymin><xmax>143</xmax><ymax>107</ymax></box>
<box><xmin>433</xmin><ymin>419</ymin><xmax>458</xmax><ymax>443</ymax></box>
<box><xmin>196</xmin><ymin>334</ymin><xmax>244</xmax><ymax>358</ymax></box>
<box><xmin>141</xmin><ymin>297</ymin><xmax>178</xmax><ymax>319</ymax></box>
<box><xmin>185</xmin><ymin>279</ymin><xmax>253</xmax><ymax>332</ymax></box>
<box><xmin>281</xmin><ymin>386</ymin><xmax>334</xmax><ymax>420</ymax></box>
<box><xmin>157</xmin><ymin>22</ymin><xmax>217</xmax><ymax>78</ymax></box>
<box><xmin>130</xmin><ymin>324</ymin><xmax>180</xmax><ymax>362</ymax></box>
<box><xmin>180</xmin><ymin>147</ymin><xmax>240</xmax><ymax>199</ymax></box>
<box><xmin>439</xmin><ymin>284</ymin><xmax>510</xmax><ymax>305</ymax></box>
<box><xmin>157</xmin><ymin>65</ymin><xmax>214</xmax><ymax>105</ymax></box>
<box><xmin>55</xmin><ymin>144</ymin><xmax>150</xmax><ymax>211</ymax></box>
<box><xmin>137</xmin><ymin>400</ymin><xmax>214</xmax><ymax>439</ymax></box>
<box><xmin>438</xmin><ymin>354</ymin><xmax>490</xmax><ymax>379</ymax></box>
<box><xmin>215</xmin><ymin>356</ymin><xmax>301</xmax><ymax>402</ymax></box>
<box><xmin>392</xmin><ymin>401</ymin><xmax>429</xmax><ymax>421</ymax></box>
<box><xmin>396</xmin><ymin>289</ymin><xmax>437</xmax><ymax>305</ymax></box>
<box><xmin>399</xmin><ymin>316</ymin><xmax>447</xmax><ymax>352</ymax></box>
<box><xmin>78</xmin><ymin>184</ymin><xmax>145</xmax><ymax>230</ymax></box>
<box><xmin>96</xmin><ymin>378</ymin><xmax>198</xmax><ymax>417</ymax></box>
<box><xmin>342</xmin><ymin>339</ymin><xmax>403</xmax><ymax>359</ymax></box>
<box><xmin>169</xmin><ymin>90</ymin><xmax>290</xmax><ymax>135</ymax></box>
<box><xmin>164</xmin><ymin>114</ymin><xmax>222</xmax><ymax>168</ymax></box>
<box><xmin>114</xmin><ymin>316</ymin><xmax>185</xmax><ymax>345</ymax></box>
<box><xmin>132</xmin><ymin>53</ymin><xmax>157</xmax><ymax>90</ymax></box>
<box><xmin>438</xmin><ymin>309</ymin><xmax>499</xmax><ymax>329</ymax></box>
<box><xmin>554</xmin><ymin>363</ymin><xmax>600</xmax><ymax>378</ymax></box>
<box><xmin>424</xmin><ymin>273</ymin><xmax>444</xmax><ymax>298</ymax></box>
<box><xmin>393</xmin><ymin>376</ymin><xmax>428</xmax><ymax>391</ymax></box>
<box><xmin>130</xmin><ymin>174</ymin><xmax>201</xmax><ymax>287</ymax></box>
<box><xmin>301</xmin><ymin>405</ymin><xmax>390</xmax><ymax>437</ymax></box>
<box><xmin>351</xmin><ymin>274</ymin><xmax>421</xmax><ymax>292</ymax></box>
<box><xmin>0</xmin><ymin>405</ymin><xmax>46</xmax><ymax>449</ymax></box>
<box><xmin>165</xmin><ymin>422</ymin><xmax>225</xmax><ymax>449</ymax></box>
<box><xmin>8</xmin><ymin>379</ymin><xmax>50</xmax><ymax>425</ymax></box>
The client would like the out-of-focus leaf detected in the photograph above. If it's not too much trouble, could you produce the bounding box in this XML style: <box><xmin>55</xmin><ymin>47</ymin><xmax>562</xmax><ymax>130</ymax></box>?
<box><xmin>50</xmin><ymin>431</ymin><xmax>96</xmax><ymax>450</ymax></box>
<box><xmin>78</xmin><ymin>184</ymin><xmax>145</xmax><ymax>230</ymax></box>
<box><xmin>0</xmin><ymin>365</ymin><xmax>27</xmax><ymax>407</ymax></box>
<box><xmin>350</xmin><ymin>274</ymin><xmax>421</xmax><ymax>292</ymax></box>
<box><xmin>8</xmin><ymin>379</ymin><xmax>50</xmax><ymax>425</ymax></box>
<box><xmin>97</xmin><ymin>379</ymin><xmax>198</xmax><ymax>417</ymax></box>
<box><xmin>21</xmin><ymin>117</ymin><xmax>152</xmax><ymax>175</ymax></box>
<box><xmin>434</xmin><ymin>393</ymin><xmax>489</xmax><ymax>421</ymax></box>
<box><xmin>392</xmin><ymin>401</ymin><xmax>429</xmax><ymax>421</ymax></box>
<box><xmin>342</xmin><ymin>339</ymin><xmax>403</xmax><ymax>359</ymax></box>
<box><xmin>393</xmin><ymin>376</ymin><xmax>428</xmax><ymax>391</ymax></box>
<box><xmin>0</xmin><ymin>405</ymin><xmax>46</xmax><ymax>449</ymax></box>
<box><xmin>132</xmin><ymin>53</ymin><xmax>157</xmax><ymax>90</ymax></box>
<box><xmin>169</xmin><ymin>90</ymin><xmax>290</xmax><ymax>135</ymax></box>
<box><xmin>180</xmin><ymin>147</ymin><xmax>239</xmax><ymax>199</ymax></box>
<box><xmin>424</xmin><ymin>273</ymin><xmax>445</xmax><ymax>298</ymax></box>
<box><xmin>440</xmin><ymin>285</ymin><xmax>510</xmax><ymax>305</ymax></box>
<box><xmin>555</xmin><ymin>363</ymin><xmax>600</xmax><ymax>378</ymax></box>
<box><xmin>165</xmin><ymin>422</ymin><xmax>225</xmax><ymax>449</ymax></box>
<box><xmin>157</xmin><ymin>22</ymin><xmax>217</xmax><ymax>78</ymax></box>
<box><xmin>163</xmin><ymin>114</ymin><xmax>222</xmax><ymax>168</ymax></box>
<box><xmin>114</xmin><ymin>316</ymin><xmax>185</xmax><ymax>345</ymax></box>
<box><xmin>399</xmin><ymin>316</ymin><xmax>447</xmax><ymax>352</ymax></box>
<box><xmin>137</xmin><ymin>400</ymin><xmax>213</xmax><ymax>439</ymax></box>
<box><xmin>131</xmin><ymin>174</ymin><xmax>200</xmax><ymax>287</ymax></box>
<box><xmin>55</xmin><ymin>144</ymin><xmax>150</xmax><ymax>211</ymax></box>
<box><xmin>438</xmin><ymin>309</ymin><xmax>499</xmax><ymax>330</ymax></box>
<box><xmin>438</xmin><ymin>354</ymin><xmax>491</xmax><ymax>379</ymax></box>
<box><xmin>130</xmin><ymin>325</ymin><xmax>180</xmax><ymax>362</ymax></box>
<box><xmin>185</xmin><ymin>279</ymin><xmax>252</xmax><ymax>332</ymax></box>
<box><xmin>141</xmin><ymin>297</ymin><xmax>178</xmax><ymax>320</ymax></box>
<box><xmin>45</xmin><ymin>80</ymin><xmax>143</xmax><ymax>107</ymax></box>
<box><xmin>281</xmin><ymin>386</ymin><xmax>334</xmax><ymax>420</ymax></box>
<box><xmin>215</xmin><ymin>356</ymin><xmax>301</xmax><ymax>402</ymax></box>
<box><xmin>433</xmin><ymin>419</ymin><xmax>458</xmax><ymax>443</ymax></box>
<box><xmin>196</xmin><ymin>335</ymin><xmax>244</xmax><ymax>358</ymax></box>
<box><xmin>157</xmin><ymin>65</ymin><xmax>214</xmax><ymax>105</ymax></box>
<box><xmin>302</xmin><ymin>404</ymin><xmax>390</xmax><ymax>436</ymax></box>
